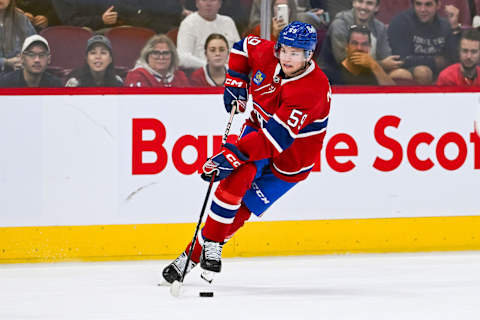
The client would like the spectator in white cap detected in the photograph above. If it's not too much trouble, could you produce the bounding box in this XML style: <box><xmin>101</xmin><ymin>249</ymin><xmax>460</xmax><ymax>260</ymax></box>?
<box><xmin>65</xmin><ymin>35</ymin><xmax>123</xmax><ymax>87</ymax></box>
<box><xmin>0</xmin><ymin>34</ymin><xmax>62</xmax><ymax>87</ymax></box>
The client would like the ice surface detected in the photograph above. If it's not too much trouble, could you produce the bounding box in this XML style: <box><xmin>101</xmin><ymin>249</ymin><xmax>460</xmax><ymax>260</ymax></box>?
<box><xmin>1</xmin><ymin>252</ymin><xmax>479</xmax><ymax>320</ymax></box>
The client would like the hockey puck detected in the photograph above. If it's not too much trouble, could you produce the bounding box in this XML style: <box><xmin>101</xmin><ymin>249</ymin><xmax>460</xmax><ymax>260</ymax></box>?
<box><xmin>199</xmin><ymin>291</ymin><xmax>214</xmax><ymax>297</ymax></box>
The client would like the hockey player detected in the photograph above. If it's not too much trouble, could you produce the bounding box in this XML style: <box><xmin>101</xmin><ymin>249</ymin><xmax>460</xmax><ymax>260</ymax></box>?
<box><xmin>162</xmin><ymin>21</ymin><xmax>331</xmax><ymax>283</ymax></box>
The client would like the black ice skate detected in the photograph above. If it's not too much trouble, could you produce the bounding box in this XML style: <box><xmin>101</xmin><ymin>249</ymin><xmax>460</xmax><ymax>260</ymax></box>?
<box><xmin>200</xmin><ymin>239</ymin><xmax>224</xmax><ymax>273</ymax></box>
<box><xmin>162</xmin><ymin>252</ymin><xmax>197</xmax><ymax>284</ymax></box>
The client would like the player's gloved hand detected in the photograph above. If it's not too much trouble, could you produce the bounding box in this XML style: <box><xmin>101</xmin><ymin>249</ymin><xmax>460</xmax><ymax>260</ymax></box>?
<box><xmin>201</xmin><ymin>143</ymin><xmax>249</xmax><ymax>182</ymax></box>
<box><xmin>224</xmin><ymin>70</ymin><xmax>249</xmax><ymax>114</ymax></box>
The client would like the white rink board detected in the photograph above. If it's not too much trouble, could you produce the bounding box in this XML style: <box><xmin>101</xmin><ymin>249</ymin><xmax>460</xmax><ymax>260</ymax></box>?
<box><xmin>0</xmin><ymin>92</ymin><xmax>479</xmax><ymax>227</ymax></box>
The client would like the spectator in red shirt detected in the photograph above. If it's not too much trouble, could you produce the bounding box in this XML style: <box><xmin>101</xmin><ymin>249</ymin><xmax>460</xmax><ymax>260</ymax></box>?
<box><xmin>437</xmin><ymin>29</ymin><xmax>480</xmax><ymax>86</ymax></box>
<box><xmin>125</xmin><ymin>34</ymin><xmax>190</xmax><ymax>87</ymax></box>
<box><xmin>190</xmin><ymin>33</ymin><xmax>228</xmax><ymax>87</ymax></box>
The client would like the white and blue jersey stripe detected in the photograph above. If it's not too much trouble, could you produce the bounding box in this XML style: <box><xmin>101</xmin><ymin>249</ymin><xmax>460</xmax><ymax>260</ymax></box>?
<box><xmin>262</xmin><ymin>114</ymin><xmax>329</xmax><ymax>153</ymax></box>
<box><xmin>272</xmin><ymin>162</ymin><xmax>315</xmax><ymax>177</ymax></box>
<box><xmin>263</xmin><ymin>115</ymin><xmax>295</xmax><ymax>153</ymax></box>
<box><xmin>297</xmin><ymin>116</ymin><xmax>329</xmax><ymax>138</ymax></box>
<box><xmin>231</xmin><ymin>38</ymin><xmax>249</xmax><ymax>58</ymax></box>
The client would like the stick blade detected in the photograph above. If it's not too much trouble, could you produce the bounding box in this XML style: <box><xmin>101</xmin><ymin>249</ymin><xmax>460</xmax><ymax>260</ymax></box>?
<box><xmin>170</xmin><ymin>280</ymin><xmax>182</xmax><ymax>297</ymax></box>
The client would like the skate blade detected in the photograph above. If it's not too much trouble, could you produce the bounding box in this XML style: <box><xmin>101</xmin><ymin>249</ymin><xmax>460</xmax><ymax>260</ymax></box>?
<box><xmin>200</xmin><ymin>270</ymin><xmax>215</xmax><ymax>284</ymax></box>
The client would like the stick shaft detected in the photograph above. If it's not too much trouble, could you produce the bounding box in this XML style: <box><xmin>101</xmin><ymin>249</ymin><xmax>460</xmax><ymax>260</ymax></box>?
<box><xmin>179</xmin><ymin>103</ymin><xmax>238</xmax><ymax>282</ymax></box>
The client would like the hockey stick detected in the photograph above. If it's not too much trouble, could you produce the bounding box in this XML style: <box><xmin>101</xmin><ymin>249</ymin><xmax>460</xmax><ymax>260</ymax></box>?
<box><xmin>170</xmin><ymin>103</ymin><xmax>237</xmax><ymax>298</ymax></box>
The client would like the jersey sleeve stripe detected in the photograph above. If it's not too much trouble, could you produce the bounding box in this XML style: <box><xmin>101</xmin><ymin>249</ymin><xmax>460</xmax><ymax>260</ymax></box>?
<box><xmin>243</xmin><ymin>37</ymin><xmax>249</xmax><ymax>54</ymax></box>
<box><xmin>272</xmin><ymin>114</ymin><xmax>297</xmax><ymax>139</ymax></box>
<box><xmin>272</xmin><ymin>163</ymin><xmax>315</xmax><ymax>176</ymax></box>
<box><xmin>262</xmin><ymin>127</ymin><xmax>284</xmax><ymax>153</ymax></box>
<box><xmin>263</xmin><ymin>115</ymin><xmax>296</xmax><ymax>152</ymax></box>
<box><xmin>231</xmin><ymin>48</ymin><xmax>248</xmax><ymax>58</ymax></box>
<box><xmin>297</xmin><ymin>117</ymin><xmax>329</xmax><ymax>137</ymax></box>
<box><xmin>296</xmin><ymin>128</ymin><xmax>326</xmax><ymax>138</ymax></box>
<box><xmin>316</xmin><ymin>114</ymin><xmax>329</xmax><ymax>123</ymax></box>
<box><xmin>232</xmin><ymin>39</ymin><xmax>248</xmax><ymax>58</ymax></box>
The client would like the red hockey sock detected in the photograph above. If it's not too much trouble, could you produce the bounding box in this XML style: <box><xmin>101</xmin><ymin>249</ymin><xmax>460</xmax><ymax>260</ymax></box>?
<box><xmin>225</xmin><ymin>203</ymin><xmax>252</xmax><ymax>241</ymax></box>
<box><xmin>184</xmin><ymin>236</ymin><xmax>202</xmax><ymax>264</ymax></box>
<box><xmin>201</xmin><ymin>215</ymin><xmax>230</xmax><ymax>243</ymax></box>
<box><xmin>202</xmin><ymin>163</ymin><xmax>257</xmax><ymax>243</ymax></box>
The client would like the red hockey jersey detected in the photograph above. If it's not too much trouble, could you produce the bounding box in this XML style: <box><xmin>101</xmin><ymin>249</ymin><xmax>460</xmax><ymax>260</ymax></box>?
<box><xmin>230</xmin><ymin>36</ymin><xmax>331</xmax><ymax>182</ymax></box>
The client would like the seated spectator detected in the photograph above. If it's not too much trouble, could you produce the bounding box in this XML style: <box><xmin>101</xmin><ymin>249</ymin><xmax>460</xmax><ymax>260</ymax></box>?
<box><xmin>388</xmin><ymin>0</ymin><xmax>457</xmax><ymax>85</ymax></box>
<box><xmin>16</xmin><ymin>0</ymin><xmax>60</xmax><ymax>31</ymax></box>
<box><xmin>318</xmin><ymin>0</ymin><xmax>402</xmax><ymax>74</ymax></box>
<box><xmin>244</xmin><ymin>0</ymin><xmax>298</xmax><ymax>42</ymax></box>
<box><xmin>125</xmin><ymin>34</ymin><xmax>190</xmax><ymax>87</ymax></box>
<box><xmin>437</xmin><ymin>29</ymin><xmax>480</xmax><ymax>86</ymax></box>
<box><xmin>190</xmin><ymin>33</ymin><xmax>228</xmax><ymax>86</ymax></box>
<box><xmin>65</xmin><ymin>35</ymin><xmax>123</xmax><ymax>87</ymax></box>
<box><xmin>177</xmin><ymin>0</ymin><xmax>240</xmax><ymax>69</ymax></box>
<box><xmin>0</xmin><ymin>34</ymin><xmax>62</xmax><ymax>87</ymax></box>
<box><xmin>0</xmin><ymin>0</ymin><xmax>36</xmax><ymax>74</ymax></box>
<box><xmin>52</xmin><ymin>0</ymin><xmax>118</xmax><ymax>31</ymax></box>
<box><xmin>324</xmin><ymin>25</ymin><xmax>395</xmax><ymax>85</ymax></box>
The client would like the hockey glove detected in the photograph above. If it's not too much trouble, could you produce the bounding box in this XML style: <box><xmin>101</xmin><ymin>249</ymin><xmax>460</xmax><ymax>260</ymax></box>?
<box><xmin>201</xmin><ymin>143</ymin><xmax>249</xmax><ymax>182</ymax></box>
<box><xmin>223</xmin><ymin>70</ymin><xmax>249</xmax><ymax>114</ymax></box>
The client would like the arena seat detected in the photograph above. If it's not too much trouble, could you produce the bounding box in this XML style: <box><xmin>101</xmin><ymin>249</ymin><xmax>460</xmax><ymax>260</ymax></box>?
<box><xmin>104</xmin><ymin>26</ymin><xmax>156</xmax><ymax>77</ymax></box>
<box><xmin>40</xmin><ymin>26</ymin><xmax>94</xmax><ymax>78</ymax></box>
<box><xmin>166</xmin><ymin>27</ymin><xmax>179</xmax><ymax>46</ymax></box>
<box><xmin>376</xmin><ymin>0</ymin><xmax>410</xmax><ymax>25</ymax></box>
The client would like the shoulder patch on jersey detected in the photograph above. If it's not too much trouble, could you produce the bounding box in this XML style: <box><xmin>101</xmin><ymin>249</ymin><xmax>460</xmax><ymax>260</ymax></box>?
<box><xmin>253</xmin><ymin>70</ymin><xmax>266</xmax><ymax>86</ymax></box>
